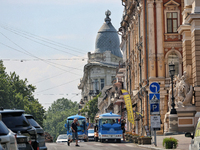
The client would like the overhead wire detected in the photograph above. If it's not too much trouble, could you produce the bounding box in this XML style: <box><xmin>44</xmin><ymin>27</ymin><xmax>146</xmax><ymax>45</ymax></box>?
<box><xmin>0</xmin><ymin>24</ymin><xmax>87</xmax><ymax>55</ymax></box>
<box><xmin>35</xmin><ymin>78</ymin><xmax>80</xmax><ymax>93</ymax></box>
<box><xmin>0</xmin><ymin>28</ymin><xmax>81</xmax><ymax>57</ymax></box>
<box><xmin>0</xmin><ymin>25</ymin><xmax>87</xmax><ymax>93</ymax></box>
<box><xmin>32</xmin><ymin>64</ymin><xmax>84</xmax><ymax>84</ymax></box>
<box><xmin>1</xmin><ymin>58</ymin><xmax>87</xmax><ymax>61</ymax></box>
<box><xmin>0</xmin><ymin>32</ymin><xmax>83</xmax><ymax>75</ymax></box>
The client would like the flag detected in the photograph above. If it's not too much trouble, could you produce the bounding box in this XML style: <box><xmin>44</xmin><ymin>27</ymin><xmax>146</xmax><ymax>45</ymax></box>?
<box><xmin>121</xmin><ymin>89</ymin><xmax>134</xmax><ymax>125</ymax></box>
<box><xmin>133</xmin><ymin>110</ymin><xmax>143</xmax><ymax>117</ymax></box>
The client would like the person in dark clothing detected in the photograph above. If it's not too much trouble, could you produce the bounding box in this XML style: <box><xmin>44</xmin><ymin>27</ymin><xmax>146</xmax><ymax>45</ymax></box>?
<box><xmin>68</xmin><ymin>118</ymin><xmax>80</xmax><ymax>147</ymax></box>
<box><xmin>121</xmin><ymin>119</ymin><xmax>126</xmax><ymax>141</ymax></box>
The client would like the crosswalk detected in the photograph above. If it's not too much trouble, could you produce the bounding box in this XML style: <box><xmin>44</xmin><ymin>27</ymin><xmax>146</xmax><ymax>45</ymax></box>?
<box><xmin>86</xmin><ymin>142</ymin><xmax>136</xmax><ymax>147</ymax></box>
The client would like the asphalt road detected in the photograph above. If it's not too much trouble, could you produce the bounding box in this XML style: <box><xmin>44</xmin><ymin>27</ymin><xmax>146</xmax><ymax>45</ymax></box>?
<box><xmin>46</xmin><ymin>141</ymin><xmax>148</xmax><ymax>150</ymax></box>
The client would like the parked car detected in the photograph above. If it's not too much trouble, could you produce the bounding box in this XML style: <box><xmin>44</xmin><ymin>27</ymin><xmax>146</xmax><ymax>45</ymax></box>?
<box><xmin>24</xmin><ymin>114</ymin><xmax>47</xmax><ymax>150</ymax></box>
<box><xmin>0</xmin><ymin>109</ymin><xmax>38</xmax><ymax>150</ymax></box>
<box><xmin>88</xmin><ymin>129</ymin><xmax>94</xmax><ymax>141</ymax></box>
<box><xmin>185</xmin><ymin>117</ymin><xmax>200</xmax><ymax>150</ymax></box>
<box><xmin>15</xmin><ymin>132</ymin><xmax>34</xmax><ymax>150</ymax></box>
<box><xmin>0</xmin><ymin>139</ymin><xmax>4</xmax><ymax>150</ymax></box>
<box><xmin>0</xmin><ymin>116</ymin><xmax>18</xmax><ymax>150</ymax></box>
<box><xmin>56</xmin><ymin>134</ymin><xmax>68</xmax><ymax>143</ymax></box>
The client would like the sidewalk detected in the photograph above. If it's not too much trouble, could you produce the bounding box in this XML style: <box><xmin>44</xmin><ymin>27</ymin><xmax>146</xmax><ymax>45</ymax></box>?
<box><xmin>136</xmin><ymin>134</ymin><xmax>191</xmax><ymax>150</ymax></box>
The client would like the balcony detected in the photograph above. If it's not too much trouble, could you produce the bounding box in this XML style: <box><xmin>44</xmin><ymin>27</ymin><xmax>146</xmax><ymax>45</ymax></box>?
<box><xmin>89</xmin><ymin>90</ymin><xmax>100</xmax><ymax>96</ymax></box>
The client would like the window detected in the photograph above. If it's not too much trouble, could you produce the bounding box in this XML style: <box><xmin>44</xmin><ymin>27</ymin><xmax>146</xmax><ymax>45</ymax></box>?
<box><xmin>168</xmin><ymin>51</ymin><xmax>179</xmax><ymax>76</ymax></box>
<box><xmin>111</xmin><ymin>76</ymin><xmax>116</xmax><ymax>83</ymax></box>
<box><xmin>0</xmin><ymin>121</ymin><xmax>9</xmax><ymax>135</ymax></box>
<box><xmin>93</xmin><ymin>79</ymin><xmax>99</xmax><ymax>91</ymax></box>
<box><xmin>167</xmin><ymin>12</ymin><xmax>178</xmax><ymax>33</ymax></box>
<box><xmin>100</xmin><ymin>79</ymin><xmax>104</xmax><ymax>90</ymax></box>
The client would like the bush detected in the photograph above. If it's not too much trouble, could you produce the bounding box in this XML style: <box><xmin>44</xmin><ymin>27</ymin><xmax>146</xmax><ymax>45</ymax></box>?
<box><xmin>163</xmin><ymin>137</ymin><xmax>178</xmax><ymax>149</ymax></box>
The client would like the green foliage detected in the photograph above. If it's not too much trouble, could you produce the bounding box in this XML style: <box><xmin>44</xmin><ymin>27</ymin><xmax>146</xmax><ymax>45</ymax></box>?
<box><xmin>81</xmin><ymin>93</ymin><xmax>101</xmax><ymax>122</ymax></box>
<box><xmin>163</xmin><ymin>137</ymin><xmax>178</xmax><ymax>149</ymax></box>
<box><xmin>43</xmin><ymin>98</ymin><xmax>78</xmax><ymax>142</ymax></box>
<box><xmin>0</xmin><ymin>61</ymin><xmax>45</xmax><ymax>126</ymax></box>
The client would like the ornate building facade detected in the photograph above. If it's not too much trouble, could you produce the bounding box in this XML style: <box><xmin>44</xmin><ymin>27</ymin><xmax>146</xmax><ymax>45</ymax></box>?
<box><xmin>117</xmin><ymin>0</ymin><xmax>200</xmax><ymax>135</ymax></box>
<box><xmin>78</xmin><ymin>11</ymin><xmax>123</xmax><ymax>114</ymax></box>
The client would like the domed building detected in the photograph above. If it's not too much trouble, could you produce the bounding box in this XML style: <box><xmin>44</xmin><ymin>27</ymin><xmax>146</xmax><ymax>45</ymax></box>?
<box><xmin>78</xmin><ymin>10</ymin><xmax>123</xmax><ymax>114</ymax></box>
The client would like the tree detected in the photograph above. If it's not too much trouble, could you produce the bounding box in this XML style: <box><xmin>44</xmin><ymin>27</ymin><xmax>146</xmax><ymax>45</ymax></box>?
<box><xmin>0</xmin><ymin>61</ymin><xmax>45</xmax><ymax>126</ymax></box>
<box><xmin>43</xmin><ymin>98</ymin><xmax>78</xmax><ymax>141</ymax></box>
<box><xmin>81</xmin><ymin>93</ymin><xmax>101</xmax><ymax>122</ymax></box>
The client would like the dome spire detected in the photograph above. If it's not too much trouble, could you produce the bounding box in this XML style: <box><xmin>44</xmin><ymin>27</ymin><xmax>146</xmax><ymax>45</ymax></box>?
<box><xmin>105</xmin><ymin>10</ymin><xmax>111</xmax><ymax>24</ymax></box>
<box><xmin>94</xmin><ymin>10</ymin><xmax>122</xmax><ymax>58</ymax></box>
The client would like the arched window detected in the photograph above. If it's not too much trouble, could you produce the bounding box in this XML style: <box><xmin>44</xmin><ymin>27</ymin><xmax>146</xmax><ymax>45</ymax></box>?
<box><xmin>167</xmin><ymin>51</ymin><xmax>179</xmax><ymax>76</ymax></box>
<box><xmin>165</xmin><ymin>50</ymin><xmax>182</xmax><ymax>78</ymax></box>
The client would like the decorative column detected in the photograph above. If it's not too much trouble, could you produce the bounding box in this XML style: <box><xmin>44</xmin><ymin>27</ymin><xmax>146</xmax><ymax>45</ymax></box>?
<box><xmin>178</xmin><ymin>26</ymin><xmax>192</xmax><ymax>84</ymax></box>
<box><xmin>148</xmin><ymin>0</ymin><xmax>156</xmax><ymax>78</ymax></box>
<box><xmin>156</xmin><ymin>0</ymin><xmax>165</xmax><ymax>78</ymax></box>
<box><xmin>187</xmin><ymin>0</ymin><xmax>200</xmax><ymax>122</ymax></box>
<box><xmin>178</xmin><ymin>0</ymin><xmax>193</xmax><ymax>85</ymax></box>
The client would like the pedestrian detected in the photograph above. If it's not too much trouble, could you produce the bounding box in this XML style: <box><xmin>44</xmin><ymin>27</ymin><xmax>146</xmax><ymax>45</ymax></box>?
<box><xmin>68</xmin><ymin>118</ymin><xmax>80</xmax><ymax>147</ymax></box>
<box><xmin>121</xmin><ymin>119</ymin><xmax>126</xmax><ymax>141</ymax></box>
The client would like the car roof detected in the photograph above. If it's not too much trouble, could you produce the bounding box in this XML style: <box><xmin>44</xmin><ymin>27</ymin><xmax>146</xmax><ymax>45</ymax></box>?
<box><xmin>58</xmin><ymin>134</ymin><xmax>67</xmax><ymax>136</ymax></box>
<box><xmin>0</xmin><ymin>109</ymin><xmax>25</xmax><ymax>114</ymax></box>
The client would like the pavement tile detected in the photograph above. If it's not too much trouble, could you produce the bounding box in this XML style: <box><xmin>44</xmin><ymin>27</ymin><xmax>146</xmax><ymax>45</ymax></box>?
<box><xmin>135</xmin><ymin>134</ymin><xmax>191</xmax><ymax>150</ymax></box>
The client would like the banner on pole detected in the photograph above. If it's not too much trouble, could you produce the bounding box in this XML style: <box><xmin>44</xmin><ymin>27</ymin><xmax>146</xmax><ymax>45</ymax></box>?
<box><xmin>121</xmin><ymin>89</ymin><xmax>134</xmax><ymax>125</ymax></box>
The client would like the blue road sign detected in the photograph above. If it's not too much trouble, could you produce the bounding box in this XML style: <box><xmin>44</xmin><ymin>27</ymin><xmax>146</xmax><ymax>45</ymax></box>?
<box><xmin>149</xmin><ymin>93</ymin><xmax>160</xmax><ymax>101</ymax></box>
<box><xmin>150</xmin><ymin>82</ymin><xmax>160</xmax><ymax>93</ymax></box>
<box><xmin>150</xmin><ymin>103</ymin><xmax>160</xmax><ymax>115</ymax></box>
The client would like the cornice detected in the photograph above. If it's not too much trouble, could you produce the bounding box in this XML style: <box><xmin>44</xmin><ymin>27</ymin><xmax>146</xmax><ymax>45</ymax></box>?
<box><xmin>177</xmin><ymin>24</ymin><xmax>191</xmax><ymax>34</ymax></box>
<box><xmin>186</xmin><ymin>13</ymin><xmax>200</xmax><ymax>24</ymax></box>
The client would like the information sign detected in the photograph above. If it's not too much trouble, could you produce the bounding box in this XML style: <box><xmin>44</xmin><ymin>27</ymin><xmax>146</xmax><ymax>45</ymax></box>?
<box><xmin>150</xmin><ymin>116</ymin><xmax>161</xmax><ymax>130</ymax></box>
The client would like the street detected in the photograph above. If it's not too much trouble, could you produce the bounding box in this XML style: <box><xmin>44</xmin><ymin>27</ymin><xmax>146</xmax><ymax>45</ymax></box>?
<box><xmin>46</xmin><ymin>141</ymin><xmax>148</xmax><ymax>150</ymax></box>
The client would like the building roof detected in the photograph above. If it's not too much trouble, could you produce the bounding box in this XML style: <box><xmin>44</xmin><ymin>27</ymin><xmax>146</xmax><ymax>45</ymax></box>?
<box><xmin>94</xmin><ymin>10</ymin><xmax>122</xmax><ymax>58</ymax></box>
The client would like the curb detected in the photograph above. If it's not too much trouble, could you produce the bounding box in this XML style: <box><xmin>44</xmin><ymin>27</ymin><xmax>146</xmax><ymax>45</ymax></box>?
<box><xmin>137</xmin><ymin>144</ymin><xmax>182</xmax><ymax>150</ymax></box>
<box><xmin>137</xmin><ymin>144</ymin><xmax>165</xmax><ymax>150</ymax></box>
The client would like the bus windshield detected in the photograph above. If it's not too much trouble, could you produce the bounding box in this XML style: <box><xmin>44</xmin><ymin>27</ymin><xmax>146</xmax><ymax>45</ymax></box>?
<box><xmin>100</xmin><ymin>118</ymin><xmax>120</xmax><ymax>125</ymax></box>
<box><xmin>68</xmin><ymin>118</ymin><xmax>86</xmax><ymax>132</ymax></box>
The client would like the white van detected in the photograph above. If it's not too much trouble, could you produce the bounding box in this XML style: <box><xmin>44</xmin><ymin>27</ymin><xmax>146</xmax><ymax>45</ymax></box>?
<box><xmin>185</xmin><ymin>118</ymin><xmax>200</xmax><ymax>150</ymax></box>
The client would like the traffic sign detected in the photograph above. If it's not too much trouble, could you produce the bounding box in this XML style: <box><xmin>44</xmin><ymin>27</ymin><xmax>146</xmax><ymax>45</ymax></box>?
<box><xmin>149</xmin><ymin>93</ymin><xmax>160</xmax><ymax>101</ymax></box>
<box><xmin>151</xmin><ymin>116</ymin><xmax>161</xmax><ymax>130</ymax></box>
<box><xmin>150</xmin><ymin>103</ymin><xmax>160</xmax><ymax>115</ymax></box>
<box><xmin>150</xmin><ymin>82</ymin><xmax>160</xmax><ymax>93</ymax></box>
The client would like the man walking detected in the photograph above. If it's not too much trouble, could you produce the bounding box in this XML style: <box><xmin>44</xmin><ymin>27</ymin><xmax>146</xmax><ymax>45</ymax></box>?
<box><xmin>68</xmin><ymin>118</ymin><xmax>80</xmax><ymax>147</ymax></box>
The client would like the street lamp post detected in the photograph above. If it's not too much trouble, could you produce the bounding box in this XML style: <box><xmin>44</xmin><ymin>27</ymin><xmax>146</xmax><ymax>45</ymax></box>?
<box><xmin>169</xmin><ymin>63</ymin><xmax>177</xmax><ymax>114</ymax></box>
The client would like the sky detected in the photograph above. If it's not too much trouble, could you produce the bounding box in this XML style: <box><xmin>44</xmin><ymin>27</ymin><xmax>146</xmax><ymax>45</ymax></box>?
<box><xmin>0</xmin><ymin>0</ymin><xmax>124</xmax><ymax>110</ymax></box>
